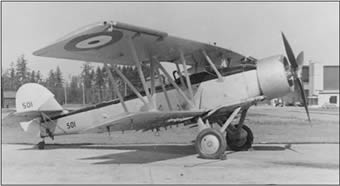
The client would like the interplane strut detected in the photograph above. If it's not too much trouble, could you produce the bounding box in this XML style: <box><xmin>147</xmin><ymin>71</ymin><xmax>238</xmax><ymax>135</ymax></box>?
<box><xmin>179</xmin><ymin>50</ymin><xmax>195</xmax><ymax>104</ymax></box>
<box><xmin>153</xmin><ymin>56</ymin><xmax>195</xmax><ymax>109</ymax></box>
<box><xmin>175</xmin><ymin>63</ymin><xmax>186</xmax><ymax>87</ymax></box>
<box><xmin>110</xmin><ymin>64</ymin><xmax>148</xmax><ymax>106</ymax></box>
<box><xmin>104</xmin><ymin>64</ymin><xmax>129</xmax><ymax>112</ymax></box>
<box><xmin>201</xmin><ymin>50</ymin><xmax>224</xmax><ymax>82</ymax></box>
<box><xmin>154</xmin><ymin>60</ymin><xmax>173</xmax><ymax>110</ymax></box>
<box><xmin>127</xmin><ymin>37</ymin><xmax>155</xmax><ymax>109</ymax></box>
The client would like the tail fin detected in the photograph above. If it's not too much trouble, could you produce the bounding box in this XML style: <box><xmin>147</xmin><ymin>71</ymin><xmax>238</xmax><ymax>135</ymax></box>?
<box><xmin>16</xmin><ymin>83</ymin><xmax>63</xmax><ymax>113</ymax></box>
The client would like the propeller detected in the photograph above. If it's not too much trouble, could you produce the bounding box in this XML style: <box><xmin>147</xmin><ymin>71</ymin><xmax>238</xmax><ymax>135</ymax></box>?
<box><xmin>281</xmin><ymin>32</ymin><xmax>311</xmax><ymax>122</ymax></box>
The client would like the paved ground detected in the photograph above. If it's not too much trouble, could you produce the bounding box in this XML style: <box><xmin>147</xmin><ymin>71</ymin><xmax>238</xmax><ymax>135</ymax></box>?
<box><xmin>2</xmin><ymin>143</ymin><xmax>339</xmax><ymax>184</ymax></box>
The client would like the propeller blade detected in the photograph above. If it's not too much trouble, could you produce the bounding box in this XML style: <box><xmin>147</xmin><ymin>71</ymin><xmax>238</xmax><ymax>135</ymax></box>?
<box><xmin>296</xmin><ymin>51</ymin><xmax>304</xmax><ymax>67</ymax></box>
<box><xmin>281</xmin><ymin>33</ymin><xmax>310</xmax><ymax>122</ymax></box>
<box><xmin>295</xmin><ymin>52</ymin><xmax>304</xmax><ymax>78</ymax></box>
<box><xmin>281</xmin><ymin>32</ymin><xmax>298</xmax><ymax>70</ymax></box>
<box><xmin>295</xmin><ymin>77</ymin><xmax>311</xmax><ymax>122</ymax></box>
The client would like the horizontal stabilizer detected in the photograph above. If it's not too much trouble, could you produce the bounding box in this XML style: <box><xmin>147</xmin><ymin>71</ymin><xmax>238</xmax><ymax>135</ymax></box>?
<box><xmin>20</xmin><ymin>118</ymin><xmax>41</xmax><ymax>136</ymax></box>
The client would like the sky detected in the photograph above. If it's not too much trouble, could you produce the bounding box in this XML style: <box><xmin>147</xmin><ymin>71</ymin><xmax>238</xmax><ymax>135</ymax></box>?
<box><xmin>2</xmin><ymin>2</ymin><xmax>339</xmax><ymax>80</ymax></box>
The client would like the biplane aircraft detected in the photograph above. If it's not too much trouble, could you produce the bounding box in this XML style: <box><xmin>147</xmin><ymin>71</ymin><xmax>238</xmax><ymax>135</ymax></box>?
<box><xmin>6</xmin><ymin>21</ymin><xmax>311</xmax><ymax>159</ymax></box>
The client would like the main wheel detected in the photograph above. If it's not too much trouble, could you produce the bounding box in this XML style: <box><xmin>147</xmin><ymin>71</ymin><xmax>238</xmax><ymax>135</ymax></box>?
<box><xmin>195</xmin><ymin>128</ymin><xmax>227</xmax><ymax>159</ymax></box>
<box><xmin>226</xmin><ymin>124</ymin><xmax>253</xmax><ymax>151</ymax></box>
<box><xmin>37</xmin><ymin>141</ymin><xmax>45</xmax><ymax>150</ymax></box>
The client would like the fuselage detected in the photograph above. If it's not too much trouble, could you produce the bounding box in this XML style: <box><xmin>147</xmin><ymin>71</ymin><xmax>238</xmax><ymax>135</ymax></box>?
<box><xmin>27</xmin><ymin>55</ymin><xmax>292</xmax><ymax>138</ymax></box>
<box><xmin>45</xmin><ymin>65</ymin><xmax>259</xmax><ymax>136</ymax></box>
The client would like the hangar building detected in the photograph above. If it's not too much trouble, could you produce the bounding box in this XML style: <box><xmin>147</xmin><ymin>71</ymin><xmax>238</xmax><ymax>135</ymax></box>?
<box><xmin>280</xmin><ymin>61</ymin><xmax>339</xmax><ymax>107</ymax></box>
<box><xmin>1</xmin><ymin>90</ymin><xmax>16</xmax><ymax>108</ymax></box>
<box><xmin>302</xmin><ymin>61</ymin><xmax>339</xmax><ymax>107</ymax></box>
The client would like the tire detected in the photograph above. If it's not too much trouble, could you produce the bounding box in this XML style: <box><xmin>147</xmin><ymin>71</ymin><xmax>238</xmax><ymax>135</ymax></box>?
<box><xmin>226</xmin><ymin>124</ymin><xmax>253</xmax><ymax>151</ymax></box>
<box><xmin>37</xmin><ymin>141</ymin><xmax>45</xmax><ymax>150</ymax></box>
<box><xmin>195</xmin><ymin>128</ymin><xmax>227</xmax><ymax>159</ymax></box>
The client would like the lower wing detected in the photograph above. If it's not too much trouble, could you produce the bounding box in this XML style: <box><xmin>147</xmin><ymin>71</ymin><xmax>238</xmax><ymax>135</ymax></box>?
<box><xmin>81</xmin><ymin>110</ymin><xmax>205</xmax><ymax>134</ymax></box>
<box><xmin>82</xmin><ymin>96</ymin><xmax>265</xmax><ymax>134</ymax></box>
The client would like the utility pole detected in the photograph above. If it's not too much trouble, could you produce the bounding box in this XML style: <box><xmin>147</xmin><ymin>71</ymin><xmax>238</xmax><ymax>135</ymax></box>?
<box><xmin>64</xmin><ymin>82</ymin><xmax>67</xmax><ymax>105</ymax></box>
<box><xmin>82</xmin><ymin>81</ymin><xmax>85</xmax><ymax>105</ymax></box>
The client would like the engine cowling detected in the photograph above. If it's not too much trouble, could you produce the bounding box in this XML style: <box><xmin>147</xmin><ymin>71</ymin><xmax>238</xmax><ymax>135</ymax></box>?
<box><xmin>256</xmin><ymin>55</ymin><xmax>291</xmax><ymax>99</ymax></box>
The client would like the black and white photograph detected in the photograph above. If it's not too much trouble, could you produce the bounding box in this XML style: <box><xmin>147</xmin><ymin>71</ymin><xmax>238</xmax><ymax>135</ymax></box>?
<box><xmin>1</xmin><ymin>1</ymin><xmax>339</xmax><ymax>184</ymax></box>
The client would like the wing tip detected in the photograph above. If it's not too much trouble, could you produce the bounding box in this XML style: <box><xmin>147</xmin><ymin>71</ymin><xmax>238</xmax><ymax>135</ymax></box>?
<box><xmin>32</xmin><ymin>49</ymin><xmax>47</xmax><ymax>57</ymax></box>
<box><xmin>32</xmin><ymin>50</ymin><xmax>40</xmax><ymax>56</ymax></box>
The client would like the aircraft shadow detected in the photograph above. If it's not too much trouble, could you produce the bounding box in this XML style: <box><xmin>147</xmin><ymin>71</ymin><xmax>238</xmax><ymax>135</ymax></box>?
<box><xmin>81</xmin><ymin>144</ymin><xmax>197</xmax><ymax>164</ymax></box>
<box><xmin>15</xmin><ymin>143</ymin><xmax>295</xmax><ymax>164</ymax></box>
<box><xmin>17</xmin><ymin>143</ymin><xmax>197</xmax><ymax>164</ymax></box>
<box><xmin>251</xmin><ymin>145</ymin><xmax>287</xmax><ymax>151</ymax></box>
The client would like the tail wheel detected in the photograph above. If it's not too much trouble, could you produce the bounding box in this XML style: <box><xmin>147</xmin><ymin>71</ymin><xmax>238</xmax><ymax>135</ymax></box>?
<box><xmin>226</xmin><ymin>124</ymin><xmax>253</xmax><ymax>151</ymax></box>
<box><xmin>195</xmin><ymin>128</ymin><xmax>227</xmax><ymax>159</ymax></box>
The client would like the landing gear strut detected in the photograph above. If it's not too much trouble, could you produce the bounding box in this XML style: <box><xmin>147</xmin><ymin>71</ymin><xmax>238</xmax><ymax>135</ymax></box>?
<box><xmin>225</xmin><ymin>108</ymin><xmax>254</xmax><ymax>151</ymax></box>
<box><xmin>194</xmin><ymin>106</ymin><xmax>257</xmax><ymax>158</ymax></box>
<box><xmin>35</xmin><ymin>127</ymin><xmax>53</xmax><ymax>150</ymax></box>
<box><xmin>194</xmin><ymin>118</ymin><xmax>226</xmax><ymax>159</ymax></box>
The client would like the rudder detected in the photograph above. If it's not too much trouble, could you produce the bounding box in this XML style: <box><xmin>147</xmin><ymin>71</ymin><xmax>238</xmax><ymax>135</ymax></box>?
<box><xmin>15</xmin><ymin>83</ymin><xmax>63</xmax><ymax>113</ymax></box>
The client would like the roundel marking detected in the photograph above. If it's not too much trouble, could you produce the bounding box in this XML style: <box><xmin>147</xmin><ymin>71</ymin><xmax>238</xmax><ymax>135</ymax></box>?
<box><xmin>64</xmin><ymin>31</ymin><xmax>123</xmax><ymax>51</ymax></box>
<box><xmin>75</xmin><ymin>35</ymin><xmax>112</xmax><ymax>49</ymax></box>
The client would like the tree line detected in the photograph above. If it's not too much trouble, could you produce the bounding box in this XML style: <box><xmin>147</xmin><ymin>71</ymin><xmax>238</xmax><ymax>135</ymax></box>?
<box><xmin>2</xmin><ymin>55</ymin><xmax>150</xmax><ymax>105</ymax></box>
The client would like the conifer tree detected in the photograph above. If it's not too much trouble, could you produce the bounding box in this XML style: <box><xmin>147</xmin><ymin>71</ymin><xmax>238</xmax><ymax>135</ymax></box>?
<box><xmin>15</xmin><ymin>55</ymin><xmax>29</xmax><ymax>87</ymax></box>
<box><xmin>55</xmin><ymin>66</ymin><xmax>63</xmax><ymax>87</ymax></box>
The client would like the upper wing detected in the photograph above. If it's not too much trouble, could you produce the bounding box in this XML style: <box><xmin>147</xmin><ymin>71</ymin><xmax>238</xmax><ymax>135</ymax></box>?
<box><xmin>33</xmin><ymin>21</ymin><xmax>246</xmax><ymax>66</ymax></box>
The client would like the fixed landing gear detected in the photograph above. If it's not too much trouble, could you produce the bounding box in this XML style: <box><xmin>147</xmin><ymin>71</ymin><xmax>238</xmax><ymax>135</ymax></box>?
<box><xmin>222</xmin><ymin>107</ymin><xmax>254</xmax><ymax>151</ymax></box>
<box><xmin>36</xmin><ymin>140</ymin><xmax>45</xmax><ymax>150</ymax></box>
<box><xmin>35</xmin><ymin>128</ymin><xmax>54</xmax><ymax>150</ymax></box>
<box><xmin>226</xmin><ymin>124</ymin><xmax>253</xmax><ymax>151</ymax></box>
<box><xmin>195</xmin><ymin>128</ymin><xmax>226</xmax><ymax>159</ymax></box>
<box><xmin>194</xmin><ymin>118</ymin><xmax>227</xmax><ymax>159</ymax></box>
<box><xmin>194</xmin><ymin>107</ymin><xmax>255</xmax><ymax>158</ymax></box>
